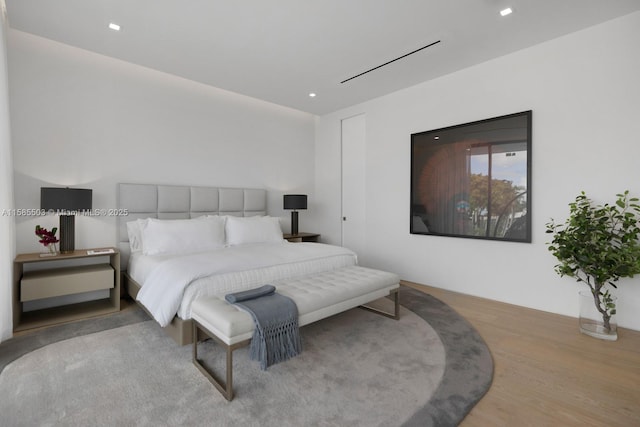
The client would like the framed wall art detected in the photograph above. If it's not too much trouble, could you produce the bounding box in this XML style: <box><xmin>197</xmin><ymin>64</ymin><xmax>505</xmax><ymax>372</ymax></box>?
<box><xmin>410</xmin><ymin>110</ymin><xmax>532</xmax><ymax>242</ymax></box>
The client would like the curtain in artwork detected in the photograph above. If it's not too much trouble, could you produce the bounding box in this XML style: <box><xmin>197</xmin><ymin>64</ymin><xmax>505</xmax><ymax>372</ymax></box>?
<box><xmin>417</xmin><ymin>143</ymin><xmax>471</xmax><ymax>235</ymax></box>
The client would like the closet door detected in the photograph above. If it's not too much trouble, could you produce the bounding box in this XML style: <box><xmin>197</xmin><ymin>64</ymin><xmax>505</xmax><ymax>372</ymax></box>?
<box><xmin>341</xmin><ymin>114</ymin><xmax>366</xmax><ymax>255</ymax></box>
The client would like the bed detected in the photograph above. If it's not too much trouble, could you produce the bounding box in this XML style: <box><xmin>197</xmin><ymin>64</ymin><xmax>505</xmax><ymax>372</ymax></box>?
<box><xmin>118</xmin><ymin>183</ymin><xmax>359</xmax><ymax>345</ymax></box>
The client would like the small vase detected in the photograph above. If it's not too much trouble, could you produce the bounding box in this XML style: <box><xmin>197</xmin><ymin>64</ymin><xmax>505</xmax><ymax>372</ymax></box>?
<box><xmin>40</xmin><ymin>243</ymin><xmax>58</xmax><ymax>258</ymax></box>
<box><xmin>578</xmin><ymin>290</ymin><xmax>617</xmax><ymax>341</ymax></box>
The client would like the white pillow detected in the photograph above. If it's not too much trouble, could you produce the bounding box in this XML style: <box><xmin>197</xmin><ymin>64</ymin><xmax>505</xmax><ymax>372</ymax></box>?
<box><xmin>126</xmin><ymin>220</ymin><xmax>143</xmax><ymax>253</ymax></box>
<box><xmin>225</xmin><ymin>216</ymin><xmax>284</xmax><ymax>245</ymax></box>
<box><xmin>140</xmin><ymin>216</ymin><xmax>226</xmax><ymax>256</ymax></box>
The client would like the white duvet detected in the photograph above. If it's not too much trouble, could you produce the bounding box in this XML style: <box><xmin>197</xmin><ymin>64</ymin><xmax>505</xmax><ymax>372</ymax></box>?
<box><xmin>135</xmin><ymin>242</ymin><xmax>357</xmax><ymax>326</ymax></box>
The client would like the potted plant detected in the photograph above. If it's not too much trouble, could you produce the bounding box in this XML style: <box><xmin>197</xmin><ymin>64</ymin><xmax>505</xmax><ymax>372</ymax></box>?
<box><xmin>546</xmin><ymin>191</ymin><xmax>640</xmax><ymax>340</ymax></box>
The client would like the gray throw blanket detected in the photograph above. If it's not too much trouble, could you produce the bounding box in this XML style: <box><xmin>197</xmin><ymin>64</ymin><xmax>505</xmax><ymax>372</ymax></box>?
<box><xmin>225</xmin><ymin>285</ymin><xmax>302</xmax><ymax>370</ymax></box>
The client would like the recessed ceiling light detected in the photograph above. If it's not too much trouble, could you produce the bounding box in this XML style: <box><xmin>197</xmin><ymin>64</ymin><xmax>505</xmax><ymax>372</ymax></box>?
<box><xmin>309</xmin><ymin>93</ymin><xmax>317</xmax><ymax>98</ymax></box>
<box><xmin>500</xmin><ymin>8</ymin><xmax>513</xmax><ymax>17</ymax></box>
<box><xmin>108</xmin><ymin>22</ymin><xmax>121</xmax><ymax>31</ymax></box>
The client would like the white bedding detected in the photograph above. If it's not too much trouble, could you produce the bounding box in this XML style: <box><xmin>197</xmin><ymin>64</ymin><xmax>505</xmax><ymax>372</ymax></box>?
<box><xmin>134</xmin><ymin>242</ymin><xmax>357</xmax><ymax>326</ymax></box>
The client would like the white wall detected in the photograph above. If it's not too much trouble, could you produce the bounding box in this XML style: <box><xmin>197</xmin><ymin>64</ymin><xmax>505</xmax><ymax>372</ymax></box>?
<box><xmin>8</xmin><ymin>30</ymin><xmax>316</xmax><ymax>255</ymax></box>
<box><xmin>0</xmin><ymin>0</ymin><xmax>15</xmax><ymax>342</ymax></box>
<box><xmin>315</xmin><ymin>12</ymin><xmax>640</xmax><ymax>330</ymax></box>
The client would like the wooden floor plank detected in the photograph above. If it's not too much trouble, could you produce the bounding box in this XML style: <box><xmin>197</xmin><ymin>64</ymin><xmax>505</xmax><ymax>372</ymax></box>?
<box><xmin>403</xmin><ymin>281</ymin><xmax>640</xmax><ymax>427</ymax></box>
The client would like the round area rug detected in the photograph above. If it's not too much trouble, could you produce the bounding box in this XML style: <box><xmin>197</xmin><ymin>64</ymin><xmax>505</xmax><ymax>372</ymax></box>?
<box><xmin>0</xmin><ymin>287</ymin><xmax>493</xmax><ymax>427</ymax></box>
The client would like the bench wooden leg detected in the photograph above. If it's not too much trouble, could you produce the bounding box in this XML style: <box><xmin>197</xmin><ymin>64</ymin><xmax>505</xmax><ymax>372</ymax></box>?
<box><xmin>192</xmin><ymin>320</ymin><xmax>250</xmax><ymax>401</ymax></box>
<box><xmin>359</xmin><ymin>288</ymin><xmax>400</xmax><ymax>320</ymax></box>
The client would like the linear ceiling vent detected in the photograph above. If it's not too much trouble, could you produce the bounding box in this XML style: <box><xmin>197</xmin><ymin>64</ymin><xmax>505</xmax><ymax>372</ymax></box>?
<box><xmin>340</xmin><ymin>40</ymin><xmax>441</xmax><ymax>84</ymax></box>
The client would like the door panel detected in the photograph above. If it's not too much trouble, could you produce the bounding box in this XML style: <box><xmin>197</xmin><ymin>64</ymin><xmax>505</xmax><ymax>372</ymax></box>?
<box><xmin>341</xmin><ymin>114</ymin><xmax>366</xmax><ymax>254</ymax></box>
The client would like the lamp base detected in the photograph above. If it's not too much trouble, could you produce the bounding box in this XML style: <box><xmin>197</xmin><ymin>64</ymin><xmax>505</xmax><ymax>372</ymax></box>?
<box><xmin>291</xmin><ymin>211</ymin><xmax>299</xmax><ymax>235</ymax></box>
<box><xmin>59</xmin><ymin>215</ymin><xmax>75</xmax><ymax>253</ymax></box>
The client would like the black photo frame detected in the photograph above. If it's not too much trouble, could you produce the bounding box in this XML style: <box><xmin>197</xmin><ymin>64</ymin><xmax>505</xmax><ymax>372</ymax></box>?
<box><xmin>410</xmin><ymin>110</ymin><xmax>532</xmax><ymax>242</ymax></box>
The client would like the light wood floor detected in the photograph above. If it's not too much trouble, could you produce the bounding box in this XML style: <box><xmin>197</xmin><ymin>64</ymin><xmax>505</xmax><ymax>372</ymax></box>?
<box><xmin>403</xmin><ymin>281</ymin><xmax>640</xmax><ymax>427</ymax></box>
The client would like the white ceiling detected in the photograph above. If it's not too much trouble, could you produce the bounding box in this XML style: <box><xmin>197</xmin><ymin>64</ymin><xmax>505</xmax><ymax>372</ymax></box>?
<box><xmin>5</xmin><ymin>1</ymin><xmax>640</xmax><ymax>115</ymax></box>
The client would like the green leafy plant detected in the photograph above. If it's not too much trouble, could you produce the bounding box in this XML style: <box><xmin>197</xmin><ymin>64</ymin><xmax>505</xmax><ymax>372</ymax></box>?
<box><xmin>546</xmin><ymin>191</ymin><xmax>640</xmax><ymax>332</ymax></box>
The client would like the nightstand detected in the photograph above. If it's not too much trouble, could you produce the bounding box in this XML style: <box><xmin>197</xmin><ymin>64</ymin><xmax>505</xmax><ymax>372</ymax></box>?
<box><xmin>13</xmin><ymin>247</ymin><xmax>120</xmax><ymax>332</ymax></box>
<box><xmin>283</xmin><ymin>232</ymin><xmax>320</xmax><ymax>243</ymax></box>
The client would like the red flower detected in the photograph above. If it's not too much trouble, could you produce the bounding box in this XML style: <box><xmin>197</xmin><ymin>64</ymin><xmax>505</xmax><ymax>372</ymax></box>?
<box><xmin>35</xmin><ymin>225</ymin><xmax>60</xmax><ymax>246</ymax></box>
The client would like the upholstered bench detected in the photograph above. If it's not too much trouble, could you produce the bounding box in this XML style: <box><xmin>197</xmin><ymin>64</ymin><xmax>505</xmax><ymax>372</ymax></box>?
<box><xmin>191</xmin><ymin>265</ymin><xmax>400</xmax><ymax>400</ymax></box>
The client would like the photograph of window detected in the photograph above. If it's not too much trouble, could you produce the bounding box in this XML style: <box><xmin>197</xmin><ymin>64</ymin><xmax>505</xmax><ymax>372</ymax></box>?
<box><xmin>410</xmin><ymin>111</ymin><xmax>532</xmax><ymax>242</ymax></box>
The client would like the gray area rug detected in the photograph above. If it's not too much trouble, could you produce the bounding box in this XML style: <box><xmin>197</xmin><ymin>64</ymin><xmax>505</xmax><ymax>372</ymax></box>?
<box><xmin>0</xmin><ymin>286</ymin><xmax>493</xmax><ymax>426</ymax></box>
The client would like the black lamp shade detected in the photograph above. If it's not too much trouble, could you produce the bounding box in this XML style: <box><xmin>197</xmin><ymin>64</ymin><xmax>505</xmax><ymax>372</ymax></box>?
<box><xmin>283</xmin><ymin>194</ymin><xmax>307</xmax><ymax>210</ymax></box>
<box><xmin>41</xmin><ymin>187</ymin><xmax>92</xmax><ymax>253</ymax></box>
<box><xmin>41</xmin><ymin>187</ymin><xmax>92</xmax><ymax>212</ymax></box>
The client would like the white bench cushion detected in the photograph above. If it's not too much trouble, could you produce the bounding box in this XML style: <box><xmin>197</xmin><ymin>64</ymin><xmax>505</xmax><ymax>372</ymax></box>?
<box><xmin>191</xmin><ymin>266</ymin><xmax>400</xmax><ymax>345</ymax></box>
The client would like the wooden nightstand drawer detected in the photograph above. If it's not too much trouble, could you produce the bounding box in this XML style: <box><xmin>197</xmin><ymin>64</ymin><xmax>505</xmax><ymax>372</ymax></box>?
<box><xmin>21</xmin><ymin>264</ymin><xmax>114</xmax><ymax>302</ymax></box>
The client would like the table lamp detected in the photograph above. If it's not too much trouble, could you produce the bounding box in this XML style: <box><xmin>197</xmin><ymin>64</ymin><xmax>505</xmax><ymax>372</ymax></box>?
<box><xmin>283</xmin><ymin>194</ymin><xmax>307</xmax><ymax>235</ymax></box>
<box><xmin>41</xmin><ymin>187</ymin><xmax>92</xmax><ymax>253</ymax></box>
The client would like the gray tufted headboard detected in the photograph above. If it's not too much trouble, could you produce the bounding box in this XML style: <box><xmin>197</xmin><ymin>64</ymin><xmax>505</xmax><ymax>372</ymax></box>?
<box><xmin>117</xmin><ymin>183</ymin><xmax>267</xmax><ymax>269</ymax></box>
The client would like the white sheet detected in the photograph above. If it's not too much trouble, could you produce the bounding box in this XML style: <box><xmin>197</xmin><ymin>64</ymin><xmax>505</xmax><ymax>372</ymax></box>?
<box><xmin>128</xmin><ymin>252</ymin><xmax>173</xmax><ymax>285</ymax></box>
<box><xmin>134</xmin><ymin>242</ymin><xmax>357</xmax><ymax>326</ymax></box>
